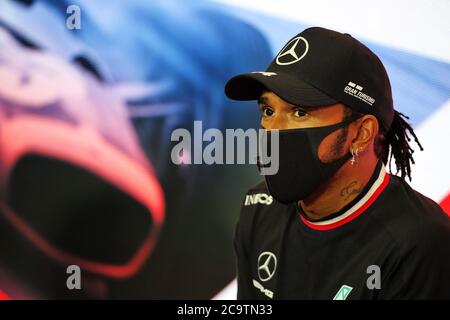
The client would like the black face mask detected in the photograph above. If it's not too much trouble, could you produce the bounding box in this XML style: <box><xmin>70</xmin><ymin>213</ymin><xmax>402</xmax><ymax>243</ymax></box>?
<box><xmin>257</xmin><ymin>115</ymin><xmax>361</xmax><ymax>204</ymax></box>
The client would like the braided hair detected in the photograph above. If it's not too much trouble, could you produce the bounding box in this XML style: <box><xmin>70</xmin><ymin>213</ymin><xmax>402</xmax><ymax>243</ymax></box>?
<box><xmin>374</xmin><ymin>111</ymin><xmax>423</xmax><ymax>181</ymax></box>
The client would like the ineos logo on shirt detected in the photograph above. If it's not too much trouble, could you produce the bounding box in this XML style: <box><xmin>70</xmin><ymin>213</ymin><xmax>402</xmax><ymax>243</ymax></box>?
<box><xmin>276</xmin><ymin>36</ymin><xmax>309</xmax><ymax>65</ymax></box>
<box><xmin>244</xmin><ymin>193</ymin><xmax>273</xmax><ymax>206</ymax></box>
<box><xmin>257</xmin><ymin>251</ymin><xmax>277</xmax><ymax>282</ymax></box>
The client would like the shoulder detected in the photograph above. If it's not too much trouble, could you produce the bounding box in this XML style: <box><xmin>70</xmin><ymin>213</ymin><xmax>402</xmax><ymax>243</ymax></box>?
<box><xmin>375</xmin><ymin>177</ymin><xmax>450</xmax><ymax>298</ymax></box>
<box><xmin>375</xmin><ymin>175</ymin><xmax>450</xmax><ymax>255</ymax></box>
<box><xmin>236</xmin><ymin>180</ymin><xmax>292</xmax><ymax>235</ymax></box>
<box><xmin>239</xmin><ymin>180</ymin><xmax>290</xmax><ymax>215</ymax></box>
<box><xmin>242</xmin><ymin>180</ymin><xmax>273</xmax><ymax>206</ymax></box>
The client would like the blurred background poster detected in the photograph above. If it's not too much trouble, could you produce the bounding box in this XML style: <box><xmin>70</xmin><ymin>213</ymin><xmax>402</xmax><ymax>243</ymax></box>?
<box><xmin>0</xmin><ymin>0</ymin><xmax>448</xmax><ymax>299</ymax></box>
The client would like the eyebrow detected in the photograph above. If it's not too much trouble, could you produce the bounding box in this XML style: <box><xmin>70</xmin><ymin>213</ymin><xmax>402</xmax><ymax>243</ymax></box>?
<box><xmin>257</xmin><ymin>96</ymin><xmax>269</xmax><ymax>105</ymax></box>
<box><xmin>257</xmin><ymin>96</ymin><xmax>308</xmax><ymax>111</ymax></box>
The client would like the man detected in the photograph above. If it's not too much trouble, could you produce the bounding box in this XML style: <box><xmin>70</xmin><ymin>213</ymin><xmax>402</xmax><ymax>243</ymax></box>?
<box><xmin>225</xmin><ymin>27</ymin><xmax>450</xmax><ymax>299</ymax></box>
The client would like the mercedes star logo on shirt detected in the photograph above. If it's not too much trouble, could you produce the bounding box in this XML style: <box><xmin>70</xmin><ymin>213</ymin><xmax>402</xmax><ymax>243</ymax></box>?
<box><xmin>257</xmin><ymin>251</ymin><xmax>277</xmax><ymax>282</ymax></box>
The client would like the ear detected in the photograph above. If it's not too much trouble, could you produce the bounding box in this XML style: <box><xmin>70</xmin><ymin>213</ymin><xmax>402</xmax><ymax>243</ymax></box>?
<box><xmin>350</xmin><ymin>115</ymin><xmax>379</xmax><ymax>154</ymax></box>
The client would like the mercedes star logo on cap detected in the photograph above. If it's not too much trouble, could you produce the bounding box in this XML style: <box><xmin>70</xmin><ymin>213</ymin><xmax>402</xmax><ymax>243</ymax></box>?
<box><xmin>276</xmin><ymin>36</ymin><xmax>309</xmax><ymax>66</ymax></box>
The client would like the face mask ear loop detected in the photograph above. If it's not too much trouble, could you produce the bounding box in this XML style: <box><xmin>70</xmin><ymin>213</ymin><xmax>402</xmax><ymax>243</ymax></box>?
<box><xmin>307</xmin><ymin>113</ymin><xmax>363</xmax><ymax>157</ymax></box>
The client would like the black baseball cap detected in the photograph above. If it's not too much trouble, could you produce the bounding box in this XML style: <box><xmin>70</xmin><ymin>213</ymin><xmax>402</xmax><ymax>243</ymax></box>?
<box><xmin>225</xmin><ymin>27</ymin><xmax>394</xmax><ymax>131</ymax></box>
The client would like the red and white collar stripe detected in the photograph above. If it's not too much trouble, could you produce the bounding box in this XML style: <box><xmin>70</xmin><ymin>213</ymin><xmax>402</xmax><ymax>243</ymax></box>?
<box><xmin>299</xmin><ymin>165</ymin><xmax>390</xmax><ymax>231</ymax></box>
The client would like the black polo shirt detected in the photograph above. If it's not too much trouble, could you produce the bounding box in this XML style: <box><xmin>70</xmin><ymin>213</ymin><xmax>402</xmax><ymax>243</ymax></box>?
<box><xmin>234</xmin><ymin>161</ymin><xmax>450</xmax><ymax>299</ymax></box>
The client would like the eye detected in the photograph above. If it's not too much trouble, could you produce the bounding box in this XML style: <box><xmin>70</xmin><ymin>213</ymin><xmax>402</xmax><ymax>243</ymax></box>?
<box><xmin>260</xmin><ymin>105</ymin><xmax>274</xmax><ymax>117</ymax></box>
<box><xmin>293</xmin><ymin>108</ymin><xmax>307</xmax><ymax>118</ymax></box>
